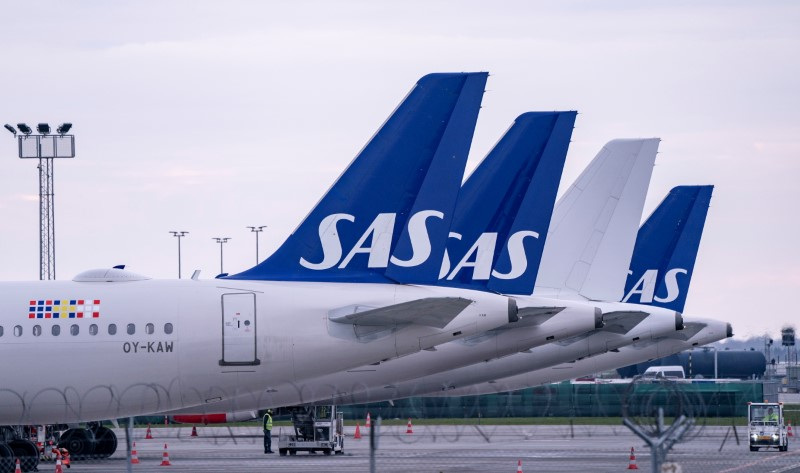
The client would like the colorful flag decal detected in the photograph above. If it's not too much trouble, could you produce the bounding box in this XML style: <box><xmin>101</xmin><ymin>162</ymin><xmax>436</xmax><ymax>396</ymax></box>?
<box><xmin>27</xmin><ymin>299</ymin><xmax>101</xmax><ymax>319</ymax></box>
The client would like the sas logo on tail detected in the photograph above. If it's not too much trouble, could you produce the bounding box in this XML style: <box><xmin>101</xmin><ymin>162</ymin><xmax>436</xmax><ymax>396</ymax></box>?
<box><xmin>622</xmin><ymin>268</ymin><xmax>687</xmax><ymax>304</ymax></box>
<box><xmin>299</xmin><ymin>211</ymin><xmax>539</xmax><ymax>281</ymax></box>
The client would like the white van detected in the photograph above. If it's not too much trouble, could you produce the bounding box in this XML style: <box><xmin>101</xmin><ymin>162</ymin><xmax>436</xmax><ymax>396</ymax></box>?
<box><xmin>642</xmin><ymin>365</ymin><xmax>686</xmax><ymax>380</ymax></box>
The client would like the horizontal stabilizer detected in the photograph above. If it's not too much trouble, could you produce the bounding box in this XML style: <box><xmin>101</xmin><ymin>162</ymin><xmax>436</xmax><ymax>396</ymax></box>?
<box><xmin>329</xmin><ymin>297</ymin><xmax>473</xmax><ymax>328</ymax></box>
<box><xmin>664</xmin><ymin>321</ymin><xmax>707</xmax><ymax>341</ymax></box>
<box><xmin>515</xmin><ymin>306</ymin><xmax>565</xmax><ymax>327</ymax></box>
<box><xmin>600</xmin><ymin>311</ymin><xmax>650</xmax><ymax>334</ymax></box>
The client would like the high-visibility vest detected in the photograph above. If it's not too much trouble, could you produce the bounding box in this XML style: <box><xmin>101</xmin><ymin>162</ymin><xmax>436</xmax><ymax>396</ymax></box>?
<box><xmin>263</xmin><ymin>413</ymin><xmax>273</xmax><ymax>431</ymax></box>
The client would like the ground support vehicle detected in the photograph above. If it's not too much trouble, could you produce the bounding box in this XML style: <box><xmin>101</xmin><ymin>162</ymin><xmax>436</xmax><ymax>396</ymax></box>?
<box><xmin>748</xmin><ymin>402</ymin><xmax>789</xmax><ymax>452</ymax></box>
<box><xmin>278</xmin><ymin>406</ymin><xmax>344</xmax><ymax>456</ymax></box>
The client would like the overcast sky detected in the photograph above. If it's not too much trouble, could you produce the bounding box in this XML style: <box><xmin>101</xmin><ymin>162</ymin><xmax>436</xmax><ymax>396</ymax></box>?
<box><xmin>1</xmin><ymin>1</ymin><xmax>798</xmax><ymax>339</ymax></box>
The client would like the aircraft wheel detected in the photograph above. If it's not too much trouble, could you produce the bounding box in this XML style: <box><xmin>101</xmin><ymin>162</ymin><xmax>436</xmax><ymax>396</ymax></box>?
<box><xmin>0</xmin><ymin>443</ymin><xmax>14</xmax><ymax>473</ymax></box>
<box><xmin>91</xmin><ymin>426</ymin><xmax>117</xmax><ymax>459</ymax></box>
<box><xmin>58</xmin><ymin>428</ymin><xmax>96</xmax><ymax>460</ymax></box>
<box><xmin>8</xmin><ymin>439</ymin><xmax>39</xmax><ymax>472</ymax></box>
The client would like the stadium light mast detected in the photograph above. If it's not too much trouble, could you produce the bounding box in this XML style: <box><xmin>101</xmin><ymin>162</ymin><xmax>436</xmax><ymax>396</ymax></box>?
<box><xmin>169</xmin><ymin>231</ymin><xmax>189</xmax><ymax>278</ymax></box>
<box><xmin>4</xmin><ymin>122</ymin><xmax>75</xmax><ymax>280</ymax></box>
<box><xmin>213</xmin><ymin>237</ymin><xmax>231</xmax><ymax>274</ymax></box>
<box><xmin>247</xmin><ymin>225</ymin><xmax>266</xmax><ymax>264</ymax></box>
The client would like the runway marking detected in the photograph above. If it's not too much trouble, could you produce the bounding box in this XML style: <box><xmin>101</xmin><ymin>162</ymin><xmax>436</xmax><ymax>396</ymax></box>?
<box><xmin>718</xmin><ymin>450</ymin><xmax>800</xmax><ymax>473</ymax></box>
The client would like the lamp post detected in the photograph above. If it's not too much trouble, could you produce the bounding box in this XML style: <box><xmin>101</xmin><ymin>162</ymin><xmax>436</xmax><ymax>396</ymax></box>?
<box><xmin>169</xmin><ymin>231</ymin><xmax>189</xmax><ymax>278</ymax></box>
<box><xmin>213</xmin><ymin>237</ymin><xmax>231</xmax><ymax>274</ymax></box>
<box><xmin>4</xmin><ymin>122</ymin><xmax>74</xmax><ymax>280</ymax></box>
<box><xmin>247</xmin><ymin>226</ymin><xmax>266</xmax><ymax>264</ymax></box>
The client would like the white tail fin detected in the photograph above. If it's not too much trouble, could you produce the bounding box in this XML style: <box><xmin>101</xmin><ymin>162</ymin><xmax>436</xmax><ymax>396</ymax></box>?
<box><xmin>534</xmin><ymin>138</ymin><xmax>660</xmax><ymax>301</ymax></box>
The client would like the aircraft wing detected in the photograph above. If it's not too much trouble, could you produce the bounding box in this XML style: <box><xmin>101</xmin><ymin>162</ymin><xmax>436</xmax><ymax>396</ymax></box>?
<box><xmin>599</xmin><ymin>311</ymin><xmax>649</xmax><ymax>334</ymax></box>
<box><xmin>329</xmin><ymin>297</ymin><xmax>473</xmax><ymax>328</ymax></box>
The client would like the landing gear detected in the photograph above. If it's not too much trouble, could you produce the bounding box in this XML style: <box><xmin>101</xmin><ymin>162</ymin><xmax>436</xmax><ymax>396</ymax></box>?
<box><xmin>56</xmin><ymin>423</ymin><xmax>118</xmax><ymax>460</ymax></box>
<box><xmin>0</xmin><ymin>443</ymin><xmax>14</xmax><ymax>473</ymax></box>
<box><xmin>58</xmin><ymin>428</ymin><xmax>95</xmax><ymax>460</ymax></box>
<box><xmin>7</xmin><ymin>439</ymin><xmax>38</xmax><ymax>472</ymax></box>
<box><xmin>91</xmin><ymin>426</ymin><xmax>117</xmax><ymax>459</ymax></box>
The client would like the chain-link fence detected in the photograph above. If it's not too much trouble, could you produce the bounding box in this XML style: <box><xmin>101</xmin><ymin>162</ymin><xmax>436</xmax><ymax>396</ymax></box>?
<box><xmin>2</xmin><ymin>380</ymin><xmax>798</xmax><ymax>472</ymax></box>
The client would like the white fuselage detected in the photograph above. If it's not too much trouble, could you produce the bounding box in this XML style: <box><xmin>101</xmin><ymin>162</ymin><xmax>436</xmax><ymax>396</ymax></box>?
<box><xmin>425</xmin><ymin>317</ymin><xmax>730</xmax><ymax>396</ymax></box>
<box><xmin>0</xmin><ymin>276</ymin><xmax>513</xmax><ymax>424</ymax></box>
<box><xmin>165</xmin><ymin>296</ymin><xmax>602</xmax><ymax>413</ymax></box>
<box><xmin>309</xmin><ymin>302</ymin><xmax>681</xmax><ymax>404</ymax></box>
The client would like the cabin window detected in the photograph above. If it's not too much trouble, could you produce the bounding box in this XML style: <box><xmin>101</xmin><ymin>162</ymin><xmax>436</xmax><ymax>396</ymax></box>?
<box><xmin>0</xmin><ymin>326</ymin><xmax>3</xmax><ymax>337</ymax></box>
<box><xmin>89</xmin><ymin>324</ymin><xmax>99</xmax><ymax>336</ymax></box>
<box><xmin>52</xmin><ymin>325</ymin><xmax>60</xmax><ymax>336</ymax></box>
<box><xmin>127</xmin><ymin>323</ymin><xmax>135</xmax><ymax>335</ymax></box>
<box><xmin>70</xmin><ymin>324</ymin><xmax>79</xmax><ymax>336</ymax></box>
<box><xmin>33</xmin><ymin>325</ymin><xmax>42</xmax><ymax>337</ymax></box>
<box><xmin>14</xmin><ymin>325</ymin><xmax>22</xmax><ymax>337</ymax></box>
<box><xmin>164</xmin><ymin>323</ymin><xmax>173</xmax><ymax>335</ymax></box>
<box><xmin>145</xmin><ymin>323</ymin><xmax>154</xmax><ymax>335</ymax></box>
<box><xmin>108</xmin><ymin>324</ymin><xmax>117</xmax><ymax>335</ymax></box>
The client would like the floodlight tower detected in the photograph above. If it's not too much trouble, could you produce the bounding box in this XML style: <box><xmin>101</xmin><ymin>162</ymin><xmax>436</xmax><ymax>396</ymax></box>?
<box><xmin>213</xmin><ymin>237</ymin><xmax>231</xmax><ymax>274</ymax></box>
<box><xmin>247</xmin><ymin>225</ymin><xmax>266</xmax><ymax>264</ymax></box>
<box><xmin>169</xmin><ymin>231</ymin><xmax>189</xmax><ymax>278</ymax></box>
<box><xmin>4</xmin><ymin>122</ymin><xmax>74</xmax><ymax>280</ymax></box>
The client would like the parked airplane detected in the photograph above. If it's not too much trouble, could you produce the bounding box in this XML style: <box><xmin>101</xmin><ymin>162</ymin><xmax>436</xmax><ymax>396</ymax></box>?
<box><xmin>167</xmin><ymin>136</ymin><xmax>677</xmax><ymax>411</ymax></box>
<box><xmin>425</xmin><ymin>185</ymin><xmax>721</xmax><ymax>397</ymax></box>
<box><xmin>0</xmin><ymin>73</ymin><xmax>524</xmax><ymax>463</ymax></box>
<box><xmin>303</xmin><ymin>138</ymin><xmax>686</xmax><ymax>404</ymax></box>
<box><xmin>162</xmin><ymin>111</ymin><xmax>610</xmax><ymax>413</ymax></box>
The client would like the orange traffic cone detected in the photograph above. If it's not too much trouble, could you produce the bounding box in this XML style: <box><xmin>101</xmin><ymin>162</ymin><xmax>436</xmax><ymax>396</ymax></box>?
<box><xmin>160</xmin><ymin>443</ymin><xmax>172</xmax><ymax>466</ymax></box>
<box><xmin>191</xmin><ymin>425</ymin><xmax>198</xmax><ymax>437</ymax></box>
<box><xmin>146</xmin><ymin>424</ymin><xmax>153</xmax><ymax>439</ymax></box>
<box><xmin>131</xmin><ymin>442</ymin><xmax>140</xmax><ymax>464</ymax></box>
<box><xmin>13</xmin><ymin>458</ymin><xmax>21</xmax><ymax>473</ymax></box>
<box><xmin>789</xmin><ymin>422</ymin><xmax>794</xmax><ymax>437</ymax></box>
<box><xmin>627</xmin><ymin>447</ymin><xmax>639</xmax><ymax>469</ymax></box>
<box><xmin>406</xmin><ymin>418</ymin><xmax>413</xmax><ymax>434</ymax></box>
<box><xmin>365</xmin><ymin>412</ymin><xmax>371</xmax><ymax>427</ymax></box>
<box><xmin>60</xmin><ymin>449</ymin><xmax>70</xmax><ymax>469</ymax></box>
<box><xmin>54</xmin><ymin>451</ymin><xmax>63</xmax><ymax>473</ymax></box>
<box><xmin>354</xmin><ymin>423</ymin><xmax>362</xmax><ymax>439</ymax></box>
<box><xmin>516</xmin><ymin>459</ymin><xmax>523</xmax><ymax>473</ymax></box>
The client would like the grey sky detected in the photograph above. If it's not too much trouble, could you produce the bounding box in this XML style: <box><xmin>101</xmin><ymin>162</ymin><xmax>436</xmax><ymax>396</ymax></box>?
<box><xmin>1</xmin><ymin>1</ymin><xmax>798</xmax><ymax>338</ymax></box>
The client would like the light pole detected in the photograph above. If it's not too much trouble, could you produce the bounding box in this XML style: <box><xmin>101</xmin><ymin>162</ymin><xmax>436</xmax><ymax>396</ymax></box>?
<box><xmin>213</xmin><ymin>237</ymin><xmax>231</xmax><ymax>274</ymax></box>
<box><xmin>247</xmin><ymin>226</ymin><xmax>266</xmax><ymax>264</ymax></box>
<box><xmin>169</xmin><ymin>231</ymin><xmax>189</xmax><ymax>278</ymax></box>
<box><xmin>4</xmin><ymin>122</ymin><xmax>75</xmax><ymax>280</ymax></box>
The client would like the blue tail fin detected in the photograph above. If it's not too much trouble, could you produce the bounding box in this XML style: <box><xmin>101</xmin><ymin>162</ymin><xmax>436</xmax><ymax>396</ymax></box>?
<box><xmin>621</xmin><ymin>185</ymin><xmax>714</xmax><ymax>312</ymax></box>
<box><xmin>425</xmin><ymin>111</ymin><xmax>576</xmax><ymax>293</ymax></box>
<box><xmin>230</xmin><ymin>72</ymin><xmax>488</xmax><ymax>282</ymax></box>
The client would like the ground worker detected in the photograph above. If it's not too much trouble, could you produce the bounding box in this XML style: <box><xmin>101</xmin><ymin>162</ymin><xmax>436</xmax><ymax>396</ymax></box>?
<box><xmin>765</xmin><ymin>407</ymin><xmax>779</xmax><ymax>422</ymax></box>
<box><xmin>263</xmin><ymin>409</ymin><xmax>274</xmax><ymax>454</ymax></box>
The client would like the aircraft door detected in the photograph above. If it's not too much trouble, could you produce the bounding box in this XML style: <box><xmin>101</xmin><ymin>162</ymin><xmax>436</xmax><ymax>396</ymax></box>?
<box><xmin>219</xmin><ymin>293</ymin><xmax>260</xmax><ymax>366</ymax></box>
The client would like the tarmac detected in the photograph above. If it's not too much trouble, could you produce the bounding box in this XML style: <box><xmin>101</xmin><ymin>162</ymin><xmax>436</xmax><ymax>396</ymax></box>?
<box><xmin>47</xmin><ymin>424</ymin><xmax>800</xmax><ymax>472</ymax></box>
